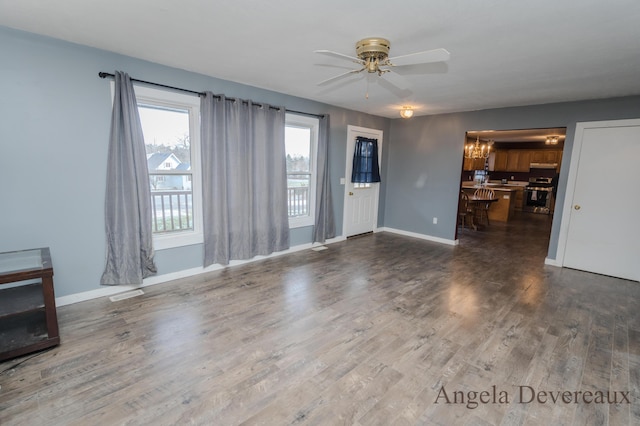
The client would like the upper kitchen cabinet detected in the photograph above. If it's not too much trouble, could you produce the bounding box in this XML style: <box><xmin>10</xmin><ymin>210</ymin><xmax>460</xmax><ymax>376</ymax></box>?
<box><xmin>531</xmin><ymin>150</ymin><xmax>560</xmax><ymax>163</ymax></box>
<box><xmin>463</xmin><ymin>156</ymin><xmax>487</xmax><ymax>171</ymax></box>
<box><xmin>516</xmin><ymin>150</ymin><xmax>532</xmax><ymax>172</ymax></box>
<box><xmin>492</xmin><ymin>150</ymin><xmax>508</xmax><ymax>171</ymax></box>
<box><xmin>505</xmin><ymin>150</ymin><xmax>531</xmax><ymax>172</ymax></box>
<box><xmin>490</xmin><ymin>149</ymin><xmax>562</xmax><ymax>172</ymax></box>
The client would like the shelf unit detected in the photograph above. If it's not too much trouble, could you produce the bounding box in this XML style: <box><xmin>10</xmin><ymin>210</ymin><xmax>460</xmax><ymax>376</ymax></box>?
<box><xmin>0</xmin><ymin>247</ymin><xmax>60</xmax><ymax>361</ymax></box>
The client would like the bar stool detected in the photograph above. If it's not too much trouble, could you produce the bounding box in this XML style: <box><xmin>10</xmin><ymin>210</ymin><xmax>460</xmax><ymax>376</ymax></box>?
<box><xmin>473</xmin><ymin>188</ymin><xmax>495</xmax><ymax>227</ymax></box>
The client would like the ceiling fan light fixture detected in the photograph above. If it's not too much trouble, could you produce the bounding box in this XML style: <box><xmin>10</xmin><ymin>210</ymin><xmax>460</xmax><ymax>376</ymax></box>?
<box><xmin>356</xmin><ymin>38</ymin><xmax>391</xmax><ymax>61</ymax></box>
<box><xmin>400</xmin><ymin>106</ymin><xmax>414</xmax><ymax>119</ymax></box>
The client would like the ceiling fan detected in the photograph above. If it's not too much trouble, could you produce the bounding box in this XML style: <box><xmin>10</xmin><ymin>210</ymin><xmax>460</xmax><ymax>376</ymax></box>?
<box><xmin>314</xmin><ymin>37</ymin><xmax>450</xmax><ymax>86</ymax></box>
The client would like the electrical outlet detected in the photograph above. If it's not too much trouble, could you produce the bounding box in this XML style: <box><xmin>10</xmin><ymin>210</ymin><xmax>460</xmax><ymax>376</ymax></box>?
<box><xmin>433</xmin><ymin>217</ymin><xmax>438</xmax><ymax>224</ymax></box>
<box><xmin>510</xmin><ymin>175</ymin><xmax>515</xmax><ymax>180</ymax></box>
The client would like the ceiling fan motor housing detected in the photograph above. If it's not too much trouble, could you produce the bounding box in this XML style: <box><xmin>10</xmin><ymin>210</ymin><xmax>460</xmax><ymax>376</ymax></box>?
<box><xmin>356</xmin><ymin>38</ymin><xmax>390</xmax><ymax>72</ymax></box>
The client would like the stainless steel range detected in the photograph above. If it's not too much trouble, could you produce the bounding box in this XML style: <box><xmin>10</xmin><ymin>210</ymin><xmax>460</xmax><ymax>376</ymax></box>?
<box><xmin>523</xmin><ymin>177</ymin><xmax>554</xmax><ymax>214</ymax></box>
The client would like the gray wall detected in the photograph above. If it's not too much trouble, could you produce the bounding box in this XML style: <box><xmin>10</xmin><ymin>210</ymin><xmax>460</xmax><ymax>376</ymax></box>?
<box><xmin>386</xmin><ymin>96</ymin><xmax>640</xmax><ymax>256</ymax></box>
<box><xmin>0</xmin><ymin>26</ymin><xmax>388</xmax><ymax>297</ymax></box>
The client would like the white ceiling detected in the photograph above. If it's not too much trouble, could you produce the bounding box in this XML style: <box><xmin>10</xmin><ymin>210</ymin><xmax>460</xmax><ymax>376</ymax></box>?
<box><xmin>2</xmin><ymin>0</ymin><xmax>640</xmax><ymax>118</ymax></box>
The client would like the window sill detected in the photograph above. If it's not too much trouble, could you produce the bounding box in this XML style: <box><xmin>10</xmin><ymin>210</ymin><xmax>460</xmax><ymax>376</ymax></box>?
<box><xmin>289</xmin><ymin>216</ymin><xmax>314</xmax><ymax>229</ymax></box>
<box><xmin>153</xmin><ymin>231</ymin><xmax>203</xmax><ymax>250</ymax></box>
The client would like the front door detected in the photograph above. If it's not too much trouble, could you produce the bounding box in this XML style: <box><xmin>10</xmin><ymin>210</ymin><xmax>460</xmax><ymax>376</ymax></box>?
<box><xmin>559</xmin><ymin>119</ymin><xmax>640</xmax><ymax>281</ymax></box>
<box><xmin>343</xmin><ymin>125</ymin><xmax>383</xmax><ymax>237</ymax></box>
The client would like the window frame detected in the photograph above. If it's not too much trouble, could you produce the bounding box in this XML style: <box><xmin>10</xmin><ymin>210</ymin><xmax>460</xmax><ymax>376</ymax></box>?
<box><xmin>285</xmin><ymin>113</ymin><xmax>318</xmax><ymax>229</ymax></box>
<box><xmin>133</xmin><ymin>85</ymin><xmax>203</xmax><ymax>250</ymax></box>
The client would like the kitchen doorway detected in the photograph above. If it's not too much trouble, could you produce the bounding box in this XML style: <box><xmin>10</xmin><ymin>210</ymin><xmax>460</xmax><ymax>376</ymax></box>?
<box><xmin>457</xmin><ymin>127</ymin><xmax>566</xmax><ymax>248</ymax></box>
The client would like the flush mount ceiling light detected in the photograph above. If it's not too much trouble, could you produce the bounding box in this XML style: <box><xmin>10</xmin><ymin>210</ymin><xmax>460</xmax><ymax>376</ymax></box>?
<box><xmin>400</xmin><ymin>106</ymin><xmax>414</xmax><ymax>119</ymax></box>
<box><xmin>545</xmin><ymin>136</ymin><xmax>559</xmax><ymax>145</ymax></box>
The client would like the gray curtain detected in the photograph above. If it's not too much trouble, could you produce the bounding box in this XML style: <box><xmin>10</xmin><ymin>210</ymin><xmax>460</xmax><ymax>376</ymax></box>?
<box><xmin>101</xmin><ymin>71</ymin><xmax>157</xmax><ymax>285</ymax></box>
<box><xmin>313</xmin><ymin>115</ymin><xmax>336</xmax><ymax>243</ymax></box>
<box><xmin>201</xmin><ymin>92</ymin><xmax>289</xmax><ymax>266</ymax></box>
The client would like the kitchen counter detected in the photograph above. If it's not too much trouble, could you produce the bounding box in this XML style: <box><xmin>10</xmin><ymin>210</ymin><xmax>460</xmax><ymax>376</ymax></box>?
<box><xmin>461</xmin><ymin>184</ymin><xmax>518</xmax><ymax>222</ymax></box>
<box><xmin>462</xmin><ymin>181</ymin><xmax>527</xmax><ymax>189</ymax></box>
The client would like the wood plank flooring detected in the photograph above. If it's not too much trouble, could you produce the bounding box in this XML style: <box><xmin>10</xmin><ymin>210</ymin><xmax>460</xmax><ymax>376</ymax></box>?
<box><xmin>1</xmin><ymin>212</ymin><xmax>639</xmax><ymax>425</ymax></box>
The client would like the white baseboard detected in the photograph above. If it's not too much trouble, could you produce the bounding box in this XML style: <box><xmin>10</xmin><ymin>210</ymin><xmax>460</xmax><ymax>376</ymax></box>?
<box><xmin>377</xmin><ymin>227</ymin><xmax>458</xmax><ymax>246</ymax></box>
<box><xmin>55</xmin><ymin>235</ymin><xmax>346</xmax><ymax>307</ymax></box>
<box><xmin>56</xmin><ymin>284</ymin><xmax>146</xmax><ymax>307</ymax></box>
<box><xmin>544</xmin><ymin>257</ymin><xmax>561</xmax><ymax>267</ymax></box>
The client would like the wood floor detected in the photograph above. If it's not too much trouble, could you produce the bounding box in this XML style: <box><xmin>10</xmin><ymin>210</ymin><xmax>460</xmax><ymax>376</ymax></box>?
<box><xmin>1</xmin><ymin>213</ymin><xmax>639</xmax><ymax>425</ymax></box>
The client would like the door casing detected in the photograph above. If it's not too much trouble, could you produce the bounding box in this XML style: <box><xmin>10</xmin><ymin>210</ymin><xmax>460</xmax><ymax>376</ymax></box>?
<box><xmin>342</xmin><ymin>125</ymin><xmax>383</xmax><ymax>238</ymax></box>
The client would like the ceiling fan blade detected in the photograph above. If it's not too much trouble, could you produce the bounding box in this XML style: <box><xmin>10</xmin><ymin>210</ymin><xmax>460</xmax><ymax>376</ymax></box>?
<box><xmin>314</xmin><ymin>49</ymin><xmax>364</xmax><ymax>65</ymax></box>
<box><xmin>315</xmin><ymin>63</ymin><xmax>362</xmax><ymax>72</ymax></box>
<box><xmin>317</xmin><ymin>73</ymin><xmax>366</xmax><ymax>96</ymax></box>
<box><xmin>390</xmin><ymin>62</ymin><xmax>449</xmax><ymax>76</ymax></box>
<box><xmin>387</xmin><ymin>48</ymin><xmax>451</xmax><ymax>66</ymax></box>
<box><xmin>317</xmin><ymin>68</ymin><xmax>364</xmax><ymax>86</ymax></box>
<box><xmin>377</xmin><ymin>72</ymin><xmax>412</xmax><ymax>99</ymax></box>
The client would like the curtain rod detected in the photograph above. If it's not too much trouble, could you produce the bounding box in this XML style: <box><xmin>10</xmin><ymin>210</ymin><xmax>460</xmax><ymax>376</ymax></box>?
<box><xmin>98</xmin><ymin>72</ymin><xmax>325</xmax><ymax>118</ymax></box>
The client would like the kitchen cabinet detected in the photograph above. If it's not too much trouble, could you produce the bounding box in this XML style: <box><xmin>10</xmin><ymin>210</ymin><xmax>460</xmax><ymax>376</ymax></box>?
<box><xmin>486</xmin><ymin>149</ymin><xmax>563</xmax><ymax>172</ymax></box>
<box><xmin>505</xmin><ymin>150</ymin><xmax>531</xmax><ymax>172</ymax></box>
<box><xmin>513</xmin><ymin>187</ymin><xmax>524</xmax><ymax>211</ymax></box>
<box><xmin>516</xmin><ymin>150</ymin><xmax>532</xmax><ymax>172</ymax></box>
<box><xmin>461</xmin><ymin>185</ymin><xmax>518</xmax><ymax>222</ymax></box>
<box><xmin>463</xmin><ymin>157</ymin><xmax>486</xmax><ymax>171</ymax></box>
<box><xmin>463</xmin><ymin>157</ymin><xmax>472</xmax><ymax>171</ymax></box>
<box><xmin>492</xmin><ymin>150</ymin><xmax>508</xmax><ymax>171</ymax></box>
<box><xmin>505</xmin><ymin>150</ymin><xmax>518</xmax><ymax>171</ymax></box>
<box><xmin>531</xmin><ymin>150</ymin><xmax>560</xmax><ymax>164</ymax></box>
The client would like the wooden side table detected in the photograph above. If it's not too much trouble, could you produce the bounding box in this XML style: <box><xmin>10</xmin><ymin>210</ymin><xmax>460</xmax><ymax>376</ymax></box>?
<box><xmin>0</xmin><ymin>247</ymin><xmax>60</xmax><ymax>361</ymax></box>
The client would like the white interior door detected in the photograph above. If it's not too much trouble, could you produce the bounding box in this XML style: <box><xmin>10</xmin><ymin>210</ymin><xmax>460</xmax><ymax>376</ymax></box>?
<box><xmin>559</xmin><ymin>120</ymin><xmax>640</xmax><ymax>281</ymax></box>
<box><xmin>343</xmin><ymin>126</ymin><xmax>382</xmax><ymax>237</ymax></box>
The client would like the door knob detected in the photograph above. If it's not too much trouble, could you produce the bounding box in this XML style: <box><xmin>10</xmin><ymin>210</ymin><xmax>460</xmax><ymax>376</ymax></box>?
<box><xmin>349</xmin><ymin>192</ymin><xmax>354</xmax><ymax>196</ymax></box>
<box><xmin>574</xmin><ymin>205</ymin><xmax>581</xmax><ymax>210</ymax></box>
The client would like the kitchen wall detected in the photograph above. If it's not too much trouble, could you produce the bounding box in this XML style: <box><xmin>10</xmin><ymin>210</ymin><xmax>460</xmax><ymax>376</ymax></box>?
<box><xmin>0</xmin><ymin>26</ymin><xmax>389</xmax><ymax>298</ymax></box>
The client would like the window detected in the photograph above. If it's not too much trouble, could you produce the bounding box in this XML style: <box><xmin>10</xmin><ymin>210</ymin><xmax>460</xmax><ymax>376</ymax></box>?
<box><xmin>134</xmin><ymin>85</ymin><xmax>203</xmax><ymax>250</ymax></box>
<box><xmin>354</xmin><ymin>182</ymin><xmax>371</xmax><ymax>189</ymax></box>
<box><xmin>285</xmin><ymin>114</ymin><xmax>318</xmax><ymax>228</ymax></box>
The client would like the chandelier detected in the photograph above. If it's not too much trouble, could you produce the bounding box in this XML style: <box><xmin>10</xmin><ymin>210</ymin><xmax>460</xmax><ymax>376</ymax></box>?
<box><xmin>465</xmin><ymin>136</ymin><xmax>493</xmax><ymax>159</ymax></box>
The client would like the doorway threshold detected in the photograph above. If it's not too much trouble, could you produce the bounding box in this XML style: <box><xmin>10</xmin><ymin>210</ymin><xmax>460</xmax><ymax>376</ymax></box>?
<box><xmin>347</xmin><ymin>231</ymin><xmax>374</xmax><ymax>239</ymax></box>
